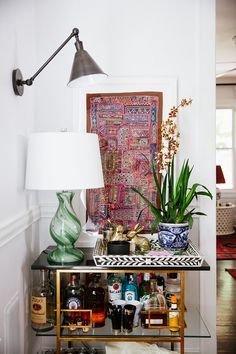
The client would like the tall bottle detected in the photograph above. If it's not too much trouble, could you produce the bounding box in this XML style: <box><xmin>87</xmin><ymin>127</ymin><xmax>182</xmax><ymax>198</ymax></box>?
<box><xmin>139</xmin><ymin>273</ymin><xmax>151</xmax><ymax>301</ymax></box>
<box><xmin>64</xmin><ymin>273</ymin><xmax>85</xmax><ymax>328</ymax></box>
<box><xmin>156</xmin><ymin>275</ymin><xmax>165</xmax><ymax>294</ymax></box>
<box><xmin>107</xmin><ymin>273</ymin><xmax>122</xmax><ymax>303</ymax></box>
<box><xmin>169</xmin><ymin>295</ymin><xmax>179</xmax><ymax>332</ymax></box>
<box><xmin>31</xmin><ymin>269</ymin><xmax>55</xmax><ymax>332</ymax></box>
<box><xmin>165</xmin><ymin>273</ymin><xmax>181</xmax><ymax>307</ymax></box>
<box><xmin>86</xmin><ymin>274</ymin><xmax>106</xmax><ymax>327</ymax></box>
<box><xmin>124</xmin><ymin>274</ymin><xmax>138</xmax><ymax>301</ymax></box>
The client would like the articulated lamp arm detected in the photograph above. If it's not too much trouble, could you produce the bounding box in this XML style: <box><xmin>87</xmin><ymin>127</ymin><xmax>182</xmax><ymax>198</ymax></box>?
<box><xmin>12</xmin><ymin>27</ymin><xmax>106</xmax><ymax>96</ymax></box>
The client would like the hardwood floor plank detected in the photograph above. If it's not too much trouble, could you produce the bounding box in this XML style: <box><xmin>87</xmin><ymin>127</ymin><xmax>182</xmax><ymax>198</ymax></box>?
<box><xmin>217</xmin><ymin>259</ymin><xmax>236</xmax><ymax>353</ymax></box>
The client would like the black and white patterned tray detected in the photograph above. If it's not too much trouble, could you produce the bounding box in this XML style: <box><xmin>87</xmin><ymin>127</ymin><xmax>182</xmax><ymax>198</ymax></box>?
<box><xmin>93</xmin><ymin>239</ymin><xmax>203</xmax><ymax>268</ymax></box>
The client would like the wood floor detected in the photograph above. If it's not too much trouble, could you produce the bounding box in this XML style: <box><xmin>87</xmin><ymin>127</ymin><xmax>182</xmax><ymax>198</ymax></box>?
<box><xmin>217</xmin><ymin>259</ymin><xmax>236</xmax><ymax>353</ymax></box>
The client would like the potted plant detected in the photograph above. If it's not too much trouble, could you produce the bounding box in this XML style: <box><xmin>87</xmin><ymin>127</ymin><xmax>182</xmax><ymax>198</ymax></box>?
<box><xmin>132</xmin><ymin>99</ymin><xmax>212</xmax><ymax>251</ymax></box>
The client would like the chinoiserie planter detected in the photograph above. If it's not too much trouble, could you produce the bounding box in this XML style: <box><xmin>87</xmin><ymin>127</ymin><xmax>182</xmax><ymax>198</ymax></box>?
<box><xmin>157</xmin><ymin>222</ymin><xmax>189</xmax><ymax>251</ymax></box>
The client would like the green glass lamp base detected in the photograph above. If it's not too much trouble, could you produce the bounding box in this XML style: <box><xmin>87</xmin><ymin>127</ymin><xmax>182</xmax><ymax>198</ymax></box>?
<box><xmin>48</xmin><ymin>191</ymin><xmax>84</xmax><ymax>265</ymax></box>
<box><xmin>47</xmin><ymin>246</ymin><xmax>84</xmax><ymax>264</ymax></box>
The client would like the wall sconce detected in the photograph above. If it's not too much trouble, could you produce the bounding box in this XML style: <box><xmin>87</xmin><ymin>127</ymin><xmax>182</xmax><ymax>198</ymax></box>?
<box><xmin>12</xmin><ymin>28</ymin><xmax>107</xmax><ymax>96</ymax></box>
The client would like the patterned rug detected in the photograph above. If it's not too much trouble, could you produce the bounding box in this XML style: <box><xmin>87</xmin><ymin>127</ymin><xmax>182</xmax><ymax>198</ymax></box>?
<box><xmin>226</xmin><ymin>269</ymin><xmax>236</xmax><ymax>279</ymax></box>
<box><xmin>217</xmin><ymin>234</ymin><xmax>236</xmax><ymax>260</ymax></box>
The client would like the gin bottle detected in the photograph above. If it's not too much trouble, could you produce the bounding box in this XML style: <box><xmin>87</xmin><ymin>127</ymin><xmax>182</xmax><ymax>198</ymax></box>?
<box><xmin>124</xmin><ymin>274</ymin><xmax>138</xmax><ymax>301</ymax></box>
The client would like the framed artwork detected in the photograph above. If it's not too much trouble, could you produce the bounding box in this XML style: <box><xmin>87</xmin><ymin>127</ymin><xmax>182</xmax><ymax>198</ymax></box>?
<box><xmin>86</xmin><ymin>91</ymin><xmax>163</xmax><ymax>232</ymax></box>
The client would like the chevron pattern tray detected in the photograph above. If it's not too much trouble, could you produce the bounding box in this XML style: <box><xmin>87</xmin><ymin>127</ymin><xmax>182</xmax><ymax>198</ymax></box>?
<box><xmin>93</xmin><ymin>239</ymin><xmax>203</xmax><ymax>268</ymax></box>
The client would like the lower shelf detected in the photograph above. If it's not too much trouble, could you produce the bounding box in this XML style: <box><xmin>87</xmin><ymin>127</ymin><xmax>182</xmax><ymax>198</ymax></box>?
<box><xmin>36</xmin><ymin>306</ymin><xmax>210</xmax><ymax>339</ymax></box>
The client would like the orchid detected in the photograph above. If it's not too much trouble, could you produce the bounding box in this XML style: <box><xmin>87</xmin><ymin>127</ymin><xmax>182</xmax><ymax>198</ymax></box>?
<box><xmin>132</xmin><ymin>98</ymin><xmax>212</xmax><ymax>233</ymax></box>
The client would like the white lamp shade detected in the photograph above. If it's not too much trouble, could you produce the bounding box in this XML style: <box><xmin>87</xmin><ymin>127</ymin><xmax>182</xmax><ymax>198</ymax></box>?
<box><xmin>25</xmin><ymin>132</ymin><xmax>104</xmax><ymax>191</ymax></box>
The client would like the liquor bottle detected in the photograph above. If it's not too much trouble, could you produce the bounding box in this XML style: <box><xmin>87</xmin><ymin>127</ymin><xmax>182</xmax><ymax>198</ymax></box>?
<box><xmin>165</xmin><ymin>273</ymin><xmax>181</xmax><ymax>307</ymax></box>
<box><xmin>139</xmin><ymin>273</ymin><xmax>151</xmax><ymax>301</ymax></box>
<box><xmin>156</xmin><ymin>275</ymin><xmax>165</xmax><ymax>294</ymax></box>
<box><xmin>31</xmin><ymin>269</ymin><xmax>55</xmax><ymax>332</ymax></box>
<box><xmin>107</xmin><ymin>273</ymin><xmax>122</xmax><ymax>303</ymax></box>
<box><xmin>64</xmin><ymin>273</ymin><xmax>85</xmax><ymax>329</ymax></box>
<box><xmin>86</xmin><ymin>274</ymin><xmax>106</xmax><ymax>328</ymax></box>
<box><xmin>169</xmin><ymin>295</ymin><xmax>179</xmax><ymax>332</ymax></box>
<box><xmin>124</xmin><ymin>274</ymin><xmax>138</xmax><ymax>301</ymax></box>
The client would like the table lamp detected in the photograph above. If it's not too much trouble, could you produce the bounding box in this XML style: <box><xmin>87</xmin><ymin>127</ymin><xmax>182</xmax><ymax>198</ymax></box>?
<box><xmin>25</xmin><ymin>132</ymin><xmax>104</xmax><ymax>264</ymax></box>
<box><xmin>216</xmin><ymin>165</ymin><xmax>225</xmax><ymax>206</ymax></box>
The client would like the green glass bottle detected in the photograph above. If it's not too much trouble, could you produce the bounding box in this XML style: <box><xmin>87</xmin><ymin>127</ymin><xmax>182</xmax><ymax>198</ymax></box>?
<box><xmin>139</xmin><ymin>273</ymin><xmax>151</xmax><ymax>301</ymax></box>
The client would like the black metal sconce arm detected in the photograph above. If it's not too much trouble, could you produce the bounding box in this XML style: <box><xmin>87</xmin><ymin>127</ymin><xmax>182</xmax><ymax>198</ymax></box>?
<box><xmin>13</xmin><ymin>28</ymin><xmax>80</xmax><ymax>96</ymax></box>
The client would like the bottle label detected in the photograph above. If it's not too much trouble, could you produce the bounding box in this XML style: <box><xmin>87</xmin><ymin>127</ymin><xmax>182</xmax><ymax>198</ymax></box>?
<box><xmin>169</xmin><ymin>312</ymin><xmax>179</xmax><ymax>331</ymax></box>
<box><xmin>145</xmin><ymin>318</ymin><xmax>163</xmax><ymax>325</ymax></box>
<box><xmin>66</xmin><ymin>297</ymin><xmax>81</xmax><ymax>309</ymax></box>
<box><xmin>108</xmin><ymin>283</ymin><xmax>122</xmax><ymax>301</ymax></box>
<box><xmin>125</xmin><ymin>291</ymin><xmax>135</xmax><ymax>302</ymax></box>
<box><xmin>31</xmin><ymin>296</ymin><xmax>46</xmax><ymax>324</ymax></box>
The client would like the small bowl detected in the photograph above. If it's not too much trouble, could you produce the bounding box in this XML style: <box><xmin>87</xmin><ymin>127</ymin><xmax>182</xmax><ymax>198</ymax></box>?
<box><xmin>107</xmin><ymin>241</ymin><xmax>130</xmax><ymax>255</ymax></box>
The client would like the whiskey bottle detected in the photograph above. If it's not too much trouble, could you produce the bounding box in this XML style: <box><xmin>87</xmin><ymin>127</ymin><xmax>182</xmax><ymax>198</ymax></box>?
<box><xmin>86</xmin><ymin>274</ymin><xmax>106</xmax><ymax>328</ymax></box>
<box><xmin>169</xmin><ymin>295</ymin><xmax>179</xmax><ymax>332</ymax></box>
<box><xmin>64</xmin><ymin>273</ymin><xmax>85</xmax><ymax>329</ymax></box>
<box><xmin>31</xmin><ymin>269</ymin><xmax>55</xmax><ymax>332</ymax></box>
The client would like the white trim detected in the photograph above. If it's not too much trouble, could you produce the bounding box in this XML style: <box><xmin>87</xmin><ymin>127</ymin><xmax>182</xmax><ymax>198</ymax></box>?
<box><xmin>0</xmin><ymin>206</ymin><xmax>40</xmax><ymax>248</ymax></box>
<box><xmin>4</xmin><ymin>292</ymin><xmax>19</xmax><ymax>354</ymax></box>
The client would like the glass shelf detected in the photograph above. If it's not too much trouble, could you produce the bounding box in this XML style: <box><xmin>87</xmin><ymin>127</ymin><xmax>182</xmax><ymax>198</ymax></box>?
<box><xmin>36</xmin><ymin>305</ymin><xmax>210</xmax><ymax>339</ymax></box>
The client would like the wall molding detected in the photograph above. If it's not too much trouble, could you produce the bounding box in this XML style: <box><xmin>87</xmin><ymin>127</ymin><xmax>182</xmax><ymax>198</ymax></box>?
<box><xmin>4</xmin><ymin>292</ymin><xmax>19</xmax><ymax>354</ymax></box>
<box><xmin>0</xmin><ymin>206</ymin><xmax>40</xmax><ymax>248</ymax></box>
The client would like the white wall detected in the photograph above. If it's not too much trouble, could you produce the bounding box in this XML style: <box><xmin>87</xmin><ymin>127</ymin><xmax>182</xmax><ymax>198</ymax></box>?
<box><xmin>0</xmin><ymin>0</ymin><xmax>41</xmax><ymax>353</ymax></box>
<box><xmin>0</xmin><ymin>0</ymin><xmax>216</xmax><ymax>353</ymax></box>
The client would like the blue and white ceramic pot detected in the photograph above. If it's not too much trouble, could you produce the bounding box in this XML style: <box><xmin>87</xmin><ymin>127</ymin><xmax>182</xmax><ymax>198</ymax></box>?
<box><xmin>157</xmin><ymin>222</ymin><xmax>189</xmax><ymax>251</ymax></box>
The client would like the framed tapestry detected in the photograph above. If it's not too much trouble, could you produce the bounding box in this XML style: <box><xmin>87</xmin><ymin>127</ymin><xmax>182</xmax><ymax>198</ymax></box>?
<box><xmin>86</xmin><ymin>91</ymin><xmax>163</xmax><ymax>232</ymax></box>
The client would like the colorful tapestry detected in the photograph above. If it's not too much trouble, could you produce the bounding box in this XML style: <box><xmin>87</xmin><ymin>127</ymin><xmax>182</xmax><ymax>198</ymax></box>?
<box><xmin>86</xmin><ymin>92</ymin><xmax>163</xmax><ymax>232</ymax></box>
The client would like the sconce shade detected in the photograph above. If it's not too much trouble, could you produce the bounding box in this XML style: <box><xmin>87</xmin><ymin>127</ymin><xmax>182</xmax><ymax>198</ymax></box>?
<box><xmin>12</xmin><ymin>28</ymin><xmax>107</xmax><ymax>96</ymax></box>
<box><xmin>216</xmin><ymin>165</ymin><xmax>225</xmax><ymax>184</ymax></box>
<box><xmin>68</xmin><ymin>48</ymin><xmax>107</xmax><ymax>87</ymax></box>
<box><xmin>25</xmin><ymin>132</ymin><xmax>104</xmax><ymax>191</ymax></box>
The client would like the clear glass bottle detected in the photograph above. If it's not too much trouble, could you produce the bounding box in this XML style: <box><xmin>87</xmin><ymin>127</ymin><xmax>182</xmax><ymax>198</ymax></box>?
<box><xmin>165</xmin><ymin>273</ymin><xmax>181</xmax><ymax>307</ymax></box>
<box><xmin>107</xmin><ymin>273</ymin><xmax>122</xmax><ymax>303</ymax></box>
<box><xmin>31</xmin><ymin>269</ymin><xmax>55</xmax><ymax>332</ymax></box>
<box><xmin>64</xmin><ymin>273</ymin><xmax>85</xmax><ymax>329</ymax></box>
<box><xmin>86</xmin><ymin>274</ymin><xmax>105</xmax><ymax>328</ymax></box>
